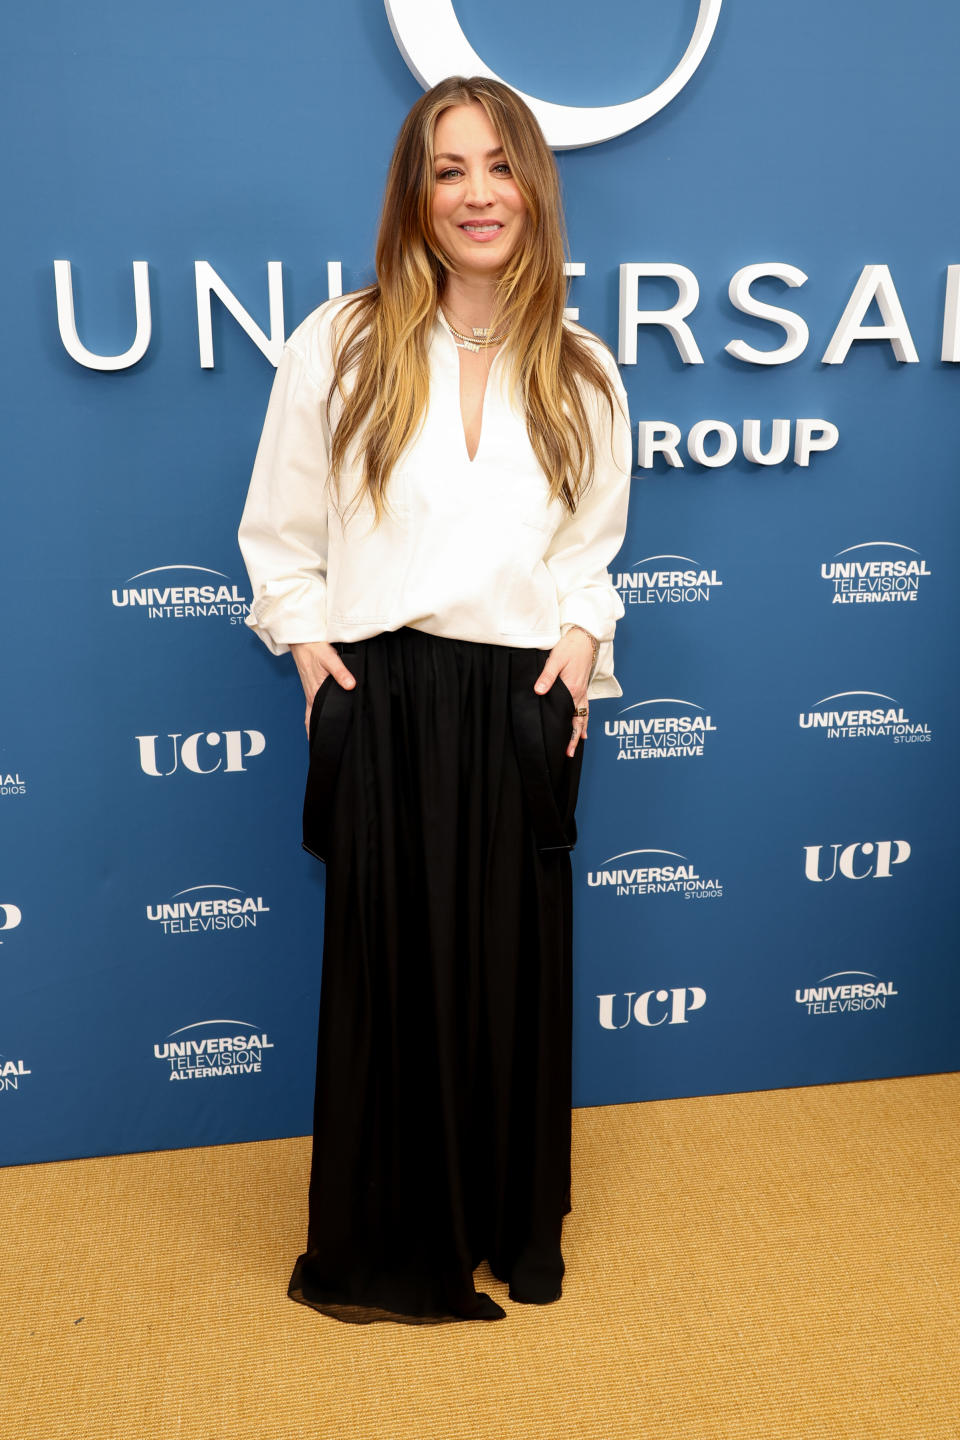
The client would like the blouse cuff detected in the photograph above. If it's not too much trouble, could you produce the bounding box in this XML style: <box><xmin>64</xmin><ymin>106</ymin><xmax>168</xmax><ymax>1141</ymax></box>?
<box><xmin>560</xmin><ymin>622</ymin><xmax>623</xmax><ymax>700</ymax></box>
<box><xmin>244</xmin><ymin>584</ymin><xmax>328</xmax><ymax>656</ymax></box>
<box><xmin>586</xmin><ymin>640</ymin><xmax>622</xmax><ymax>700</ymax></box>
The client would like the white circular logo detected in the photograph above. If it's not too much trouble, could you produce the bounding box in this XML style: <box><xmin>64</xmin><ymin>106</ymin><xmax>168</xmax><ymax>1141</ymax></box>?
<box><xmin>0</xmin><ymin>903</ymin><xmax>22</xmax><ymax>931</ymax></box>
<box><xmin>384</xmin><ymin>0</ymin><xmax>722</xmax><ymax>149</ymax></box>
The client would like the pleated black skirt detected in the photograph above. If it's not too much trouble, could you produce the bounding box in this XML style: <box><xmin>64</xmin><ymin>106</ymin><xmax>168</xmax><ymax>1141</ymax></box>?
<box><xmin>288</xmin><ymin>625</ymin><xmax>585</xmax><ymax>1325</ymax></box>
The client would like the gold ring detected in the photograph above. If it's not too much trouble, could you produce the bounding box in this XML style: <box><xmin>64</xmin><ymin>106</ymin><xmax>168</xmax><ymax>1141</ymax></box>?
<box><xmin>575</xmin><ymin>706</ymin><xmax>589</xmax><ymax>717</ymax></box>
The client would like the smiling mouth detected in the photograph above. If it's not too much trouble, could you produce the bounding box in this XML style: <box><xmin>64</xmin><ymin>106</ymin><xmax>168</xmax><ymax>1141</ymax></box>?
<box><xmin>459</xmin><ymin>222</ymin><xmax>503</xmax><ymax>234</ymax></box>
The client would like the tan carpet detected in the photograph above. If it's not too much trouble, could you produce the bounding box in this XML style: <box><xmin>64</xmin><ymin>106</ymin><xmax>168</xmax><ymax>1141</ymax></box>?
<box><xmin>1</xmin><ymin>1073</ymin><xmax>958</xmax><ymax>1440</ymax></box>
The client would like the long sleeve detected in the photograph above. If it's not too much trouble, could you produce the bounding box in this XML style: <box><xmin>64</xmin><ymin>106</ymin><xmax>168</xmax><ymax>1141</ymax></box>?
<box><xmin>238</xmin><ymin>339</ymin><xmax>331</xmax><ymax>656</ymax></box>
<box><xmin>543</xmin><ymin>348</ymin><xmax>633</xmax><ymax>700</ymax></box>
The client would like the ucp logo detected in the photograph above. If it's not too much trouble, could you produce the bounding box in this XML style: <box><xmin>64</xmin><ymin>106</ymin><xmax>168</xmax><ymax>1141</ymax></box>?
<box><xmin>135</xmin><ymin>730</ymin><xmax>266</xmax><ymax>777</ymax></box>
<box><xmin>0</xmin><ymin>903</ymin><xmax>23</xmax><ymax>932</ymax></box>
<box><xmin>803</xmin><ymin>841</ymin><xmax>911</xmax><ymax>883</ymax></box>
<box><xmin>384</xmin><ymin>0</ymin><xmax>722</xmax><ymax>149</ymax></box>
<box><xmin>598</xmin><ymin>987</ymin><xmax>707</xmax><ymax>1028</ymax></box>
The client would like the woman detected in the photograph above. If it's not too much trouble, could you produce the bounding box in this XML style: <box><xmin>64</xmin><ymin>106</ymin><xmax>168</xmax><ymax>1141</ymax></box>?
<box><xmin>238</xmin><ymin>75</ymin><xmax>632</xmax><ymax>1325</ymax></box>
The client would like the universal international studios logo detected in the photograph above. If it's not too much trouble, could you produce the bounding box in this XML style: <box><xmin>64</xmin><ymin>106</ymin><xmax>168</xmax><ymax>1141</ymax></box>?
<box><xmin>587</xmin><ymin>848</ymin><xmax>723</xmax><ymax>900</ymax></box>
<box><xmin>0</xmin><ymin>768</ymin><xmax>26</xmax><ymax>798</ymax></box>
<box><xmin>385</xmin><ymin>0</ymin><xmax>722</xmax><ymax>149</ymax></box>
<box><xmin>798</xmin><ymin>691</ymin><xmax>932</xmax><ymax>744</ymax></box>
<box><xmin>111</xmin><ymin>564</ymin><xmax>249</xmax><ymax>623</ymax></box>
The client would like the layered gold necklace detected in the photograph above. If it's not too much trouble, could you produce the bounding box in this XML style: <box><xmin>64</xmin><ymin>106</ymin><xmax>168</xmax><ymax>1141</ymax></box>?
<box><xmin>441</xmin><ymin>307</ymin><xmax>507</xmax><ymax>353</ymax></box>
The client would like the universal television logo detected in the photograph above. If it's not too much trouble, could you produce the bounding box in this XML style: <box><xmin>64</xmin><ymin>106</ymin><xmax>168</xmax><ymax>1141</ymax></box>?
<box><xmin>146</xmin><ymin>884</ymin><xmax>270</xmax><ymax>936</ymax></box>
<box><xmin>795</xmin><ymin>971</ymin><xmax>898</xmax><ymax>1016</ymax></box>
<box><xmin>0</xmin><ymin>1051</ymin><xmax>31</xmax><ymax>1091</ymax></box>
<box><xmin>614</xmin><ymin>555</ymin><xmax>723</xmax><ymax>607</ymax></box>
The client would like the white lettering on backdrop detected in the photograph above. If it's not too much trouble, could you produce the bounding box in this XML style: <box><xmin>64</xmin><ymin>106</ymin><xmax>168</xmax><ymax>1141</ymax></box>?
<box><xmin>53</xmin><ymin>258</ymin><xmax>957</xmax><ymax>371</ymax></box>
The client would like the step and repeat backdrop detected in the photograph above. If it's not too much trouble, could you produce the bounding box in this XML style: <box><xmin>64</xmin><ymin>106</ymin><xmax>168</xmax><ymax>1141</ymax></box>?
<box><xmin>2</xmin><ymin>0</ymin><xmax>958</xmax><ymax>1164</ymax></box>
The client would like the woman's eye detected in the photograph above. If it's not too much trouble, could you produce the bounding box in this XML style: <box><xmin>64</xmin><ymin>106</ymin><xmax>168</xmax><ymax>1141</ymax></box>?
<box><xmin>436</xmin><ymin>168</ymin><xmax>462</xmax><ymax>181</ymax></box>
<box><xmin>493</xmin><ymin>162</ymin><xmax>512</xmax><ymax>175</ymax></box>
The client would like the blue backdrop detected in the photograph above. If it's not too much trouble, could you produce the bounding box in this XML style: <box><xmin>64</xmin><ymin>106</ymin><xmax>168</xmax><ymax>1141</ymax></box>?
<box><xmin>2</xmin><ymin>0</ymin><xmax>958</xmax><ymax>1165</ymax></box>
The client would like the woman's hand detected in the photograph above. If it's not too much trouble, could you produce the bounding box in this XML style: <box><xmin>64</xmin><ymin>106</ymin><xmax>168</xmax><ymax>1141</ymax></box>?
<box><xmin>533</xmin><ymin>627</ymin><xmax>595</xmax><ymax>756</ymax></box>
<box><xmin>289</xmin><ymin>641</ymin><xmax>356</xmax><ymax>736</ymax></box>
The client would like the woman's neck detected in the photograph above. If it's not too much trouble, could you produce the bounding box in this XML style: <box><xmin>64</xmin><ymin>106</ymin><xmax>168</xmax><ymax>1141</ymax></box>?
<box><xmin>440</xmin><ymin>274</ymin><xmax>498</xmax><ymax>332</ymax></box>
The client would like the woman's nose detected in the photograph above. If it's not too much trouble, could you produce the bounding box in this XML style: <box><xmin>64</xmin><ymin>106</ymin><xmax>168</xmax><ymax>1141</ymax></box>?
<box><xmin>464</xmin><ymin>168</ymin><xmax>494</xmax><ymax>206</ymax></box>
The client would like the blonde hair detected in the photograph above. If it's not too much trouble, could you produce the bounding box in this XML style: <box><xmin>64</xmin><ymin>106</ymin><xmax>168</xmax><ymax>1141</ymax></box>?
<box><xmin>327</xmin><ymin>75</ymin><xmax>623</xmax><ymax>521</ymax></box>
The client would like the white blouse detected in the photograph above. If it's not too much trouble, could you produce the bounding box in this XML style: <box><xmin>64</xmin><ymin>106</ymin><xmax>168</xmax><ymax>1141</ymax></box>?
<box><xmin>238</xmin><ymin>295</ymin><xmax>633</xmax><ymax>699</ymax></box>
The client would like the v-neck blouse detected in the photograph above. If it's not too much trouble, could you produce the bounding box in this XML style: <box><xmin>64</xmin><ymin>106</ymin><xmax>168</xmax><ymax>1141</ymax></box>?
<box><xmin>238</xmin><ymin>294</ymin><xmax>633</xmax><ymax>699</ymax></box>
<box><xmin>433</xmin><ymin>305</ymin><xmax>505</xmax><ymax>465</ymax></box>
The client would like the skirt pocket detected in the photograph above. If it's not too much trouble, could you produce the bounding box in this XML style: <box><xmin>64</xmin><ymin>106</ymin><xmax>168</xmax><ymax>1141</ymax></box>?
<box><xmin>302</xmin><ymin>651</ymin><xmax>358</xmax><ymax>863</ymax></box>
<box><xmin>509</xmin><ymin>653</ymin><xmax>584</xmax><ymax>853</ymax></box>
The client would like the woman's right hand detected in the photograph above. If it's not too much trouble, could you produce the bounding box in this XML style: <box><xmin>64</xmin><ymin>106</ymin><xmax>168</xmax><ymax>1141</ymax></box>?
<box><xmin>289</xmin><ymin>641</ymin><xmax>357</xmax><ymax>735</ymax></box>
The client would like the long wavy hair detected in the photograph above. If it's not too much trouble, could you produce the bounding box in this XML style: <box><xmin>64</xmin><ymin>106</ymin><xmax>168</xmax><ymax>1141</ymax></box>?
<box><xmin>326</xmin><ymin>75</ymin><xmax>623</xmax><ymax>521</ymax></box>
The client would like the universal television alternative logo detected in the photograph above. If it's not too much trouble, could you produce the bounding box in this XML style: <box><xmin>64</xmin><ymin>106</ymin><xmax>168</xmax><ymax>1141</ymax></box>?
<box><xmin>153</xmin><ymin>1019</ymin><xmax>275</xmax><ymax>1080</ymax></box>
<box><xmin>798</xmin><ymin>692</ymin><xmax>932</xmax><ymax>743</ymax></box>
<box><xmin>111</xmin><ymin>564</ymin><xmax>249</xmax><ymax>623</ymax></box>
<box><xmin>614</xmin><ymin>554</ymin><xmax>723</xmax><ymax>608</ymax></box>
<box><xmin>795</xmin><ymin>970</ymin><xmax>898</xmax><ymax>1016</ymax></box>
<box><xmin>587</xmin><ymin>848</ymin><xmax>723</xmax><ymax>899</ymax></box>
<box><xmin>605</xmin><ymin>697</ymin><xmax>716</xmax><ymax>760</ymax></box>
<box><xmin>146</xmin><ymin>884</ymin><xmax>270</xmax><ymax>936</ymax></box>
<box><xmin>820</xmin><ymin>542</ymin><xmax>931</xmax><ymax>605</ymax></box>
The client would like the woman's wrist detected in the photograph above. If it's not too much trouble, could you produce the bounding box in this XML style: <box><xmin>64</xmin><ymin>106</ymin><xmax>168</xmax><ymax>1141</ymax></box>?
<box><xmin>568</xmin><ymin>623</ymin><xmax>600</xmax><ymax>678</ymax></box>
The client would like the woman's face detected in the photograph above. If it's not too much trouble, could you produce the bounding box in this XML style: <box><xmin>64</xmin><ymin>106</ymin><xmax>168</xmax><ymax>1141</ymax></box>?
<box><xmin>430</xmin><ymin>102</ymin><xmax>528</xmax><ymax>282</ymax></box>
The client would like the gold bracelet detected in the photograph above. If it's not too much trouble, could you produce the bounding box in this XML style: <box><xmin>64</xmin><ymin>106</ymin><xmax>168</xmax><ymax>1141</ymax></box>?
<box><xmin>570</xmin><ymin>623</ymin><xmax>600</xmax><ymax>674</ymax></box>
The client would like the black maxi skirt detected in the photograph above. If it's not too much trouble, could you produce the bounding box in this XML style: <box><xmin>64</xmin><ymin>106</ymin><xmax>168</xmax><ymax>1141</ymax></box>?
<box><xmin>288</xmin><ymin>625</ymin><xmax>585</xmax><ymax>1325</ymax></box>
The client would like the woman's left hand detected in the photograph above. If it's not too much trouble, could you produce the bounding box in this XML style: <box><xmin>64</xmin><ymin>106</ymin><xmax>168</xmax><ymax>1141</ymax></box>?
<box><xmin>534</xmin><ymin>627</ymin><xmax>594</xmax><ymax>756</ymax></box>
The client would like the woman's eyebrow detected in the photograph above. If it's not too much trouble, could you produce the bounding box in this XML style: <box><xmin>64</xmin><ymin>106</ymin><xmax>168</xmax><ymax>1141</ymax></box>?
<box><xmin>435</xmin><ymin>147</ymin><xmax>506</xmax><ymax>162</ymax></box>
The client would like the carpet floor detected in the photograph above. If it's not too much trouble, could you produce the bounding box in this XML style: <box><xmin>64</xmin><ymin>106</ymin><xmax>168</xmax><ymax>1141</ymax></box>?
<box><xmin>1</xmin><ymin>1072</ymin><xmax>958</xmax><ymax>1440</ymax></box>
